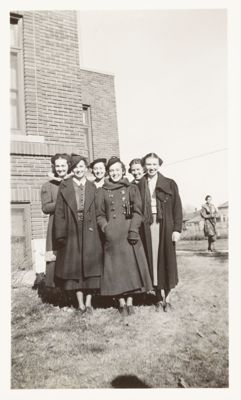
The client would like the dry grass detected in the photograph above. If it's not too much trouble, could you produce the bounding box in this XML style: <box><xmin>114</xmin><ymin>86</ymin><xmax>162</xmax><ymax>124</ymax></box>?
<box><xmin>11</xmin><ymin>253</ymin><xmax>228</xmax><ymax>389</ymax></box>
<box><xmin>177</xmin><ymin>238</ymin><xmax>228</xmax><ymax>252</ymax></box>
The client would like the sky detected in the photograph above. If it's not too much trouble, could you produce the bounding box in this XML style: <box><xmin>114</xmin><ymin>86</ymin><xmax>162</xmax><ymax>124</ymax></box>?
<box><xmin>78</xmin><ymin>9</ymin><xmax>227</xmax><ymax>211</ymax></box>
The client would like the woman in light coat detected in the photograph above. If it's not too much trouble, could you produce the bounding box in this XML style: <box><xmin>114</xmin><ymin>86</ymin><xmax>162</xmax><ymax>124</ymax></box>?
<box><xmin>200</xmin><ymin>195</ymin><xmax>219</xmax><ymax>252</ymax></box>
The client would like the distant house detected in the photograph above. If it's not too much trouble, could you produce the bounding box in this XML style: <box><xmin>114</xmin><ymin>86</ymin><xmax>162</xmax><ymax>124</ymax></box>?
<box><xmin>182</xmin><ymin>202</ymin><xmax>228</xmax><ymax>239</ymax></box>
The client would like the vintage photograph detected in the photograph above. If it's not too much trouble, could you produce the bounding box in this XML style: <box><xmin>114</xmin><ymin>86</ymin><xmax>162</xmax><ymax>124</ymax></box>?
<box><xmin>9</xmin><ymin>8</ymin><xmax>228</xmax><ymax>390</ymax></box>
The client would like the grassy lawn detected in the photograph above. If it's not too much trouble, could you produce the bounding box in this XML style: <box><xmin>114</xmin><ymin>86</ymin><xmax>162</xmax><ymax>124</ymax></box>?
<box><xmin>11</xmin><ymin>253</ymin><xmax>228</xmax><ymax>389</ymax></box>
<box><xmin>176</xmin><ymin>238</ymin><xmax>228</xmax><ymax>252</ymax></box>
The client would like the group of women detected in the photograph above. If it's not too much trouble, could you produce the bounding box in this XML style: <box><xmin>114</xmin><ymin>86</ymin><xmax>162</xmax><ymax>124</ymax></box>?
<box><xmin>41</xmin><ymin>152</ymin><xmax>183</xmax><ymax>316</ymax></box>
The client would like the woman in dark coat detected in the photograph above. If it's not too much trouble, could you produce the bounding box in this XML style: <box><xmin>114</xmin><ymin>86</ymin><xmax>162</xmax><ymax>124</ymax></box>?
<box><xmin>41</xmin><ymin>153</ymin><xmax>71</xmax><ymax>287</ymax></box>
<box><xmin>95</xmin><ymin>156</ymin><xmax>153</xmax><ymax>316</ymax></box>
<box><xmin>200</xmin><ymin>195</ymin><xmax>219</xmax><ymax>252</ymax></box>
<box><xmin>54</xmin><ymin>154</ymin><xmax>103</xmax><ymax>314</ymax></box>
<box><xmin>138</xmin><ymin>152</ymin><xmax>183</xmax><ymax>311</ymax></box>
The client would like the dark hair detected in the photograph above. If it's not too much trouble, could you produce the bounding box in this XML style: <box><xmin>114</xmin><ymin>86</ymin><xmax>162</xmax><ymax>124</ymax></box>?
<box><xmin>205</xmin><ymin>195</ymin><xmax>212</xmax><ymax>201</ymax></box>
<box><xmin>51</xmin><ymin>153</ymin><xmax>71</xmax><ymax>176</ymax></box>
<box><xmin>142</xmin><ymin>152</ymin><xmax>163</xmax><ymax>166</ymax></box>
<box><xmin>106</xmin><ymin>156</ymin><xmax>126</xmax><ymax>175</ymax></box>
<box><xmin>128</xmin><ymin>158</ymin><xmax>144</xmax><ymax>174</ymax></box>
<box><xmin>89</xmin><ymin>158</ymin><xmax>107</xmax><ymax>170</ymax></box>
<box><xmin>69</xmin><ymin>153</ymin><xmax>88</xmax><ymax>171</ymax></box>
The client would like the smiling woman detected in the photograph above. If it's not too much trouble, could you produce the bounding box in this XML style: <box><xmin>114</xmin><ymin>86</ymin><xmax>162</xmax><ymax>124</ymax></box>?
<box><xmin>40</xmin><ymin>153</ymin><xmax>71</xmax><ymax>287</ymax></box>
<box><xmin>54</xmin><ymin>154</ymin><xmax>103</xmax><ymax>315</ymax></box>
<box><xmin>95</xmin><ymin>156</ymin><xmax>153</xmax><ymax>316</ymax></box>
<box><xmin>138</xmin><ymin>152</ymin><xmax>183</xmax><ymax>311</ymax></box>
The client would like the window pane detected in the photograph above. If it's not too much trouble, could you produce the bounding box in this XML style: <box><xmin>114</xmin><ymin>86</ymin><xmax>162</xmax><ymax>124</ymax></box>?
<box><xmin>10</xmin><ymin>22</ymin><xmax>19</xmax><ymax>48</ymax></box>
<box><xmin>10</xmin><ymin>90</ymin><xmax>19</xmax><ymax>130</ymax></box>
<box><xmin>10</xmin><ymin>53</ymin><xmax>18</xmax><ymax>90</ymax></box>
<box><xmin>83</xmin><ymin>108</ymin><xmax>89</xmax><ymax>125</ymax></box>
<box><xmin>83</xmin><ymin>127</ymin><xmax>89</xmax><ymax>148</ymax></box>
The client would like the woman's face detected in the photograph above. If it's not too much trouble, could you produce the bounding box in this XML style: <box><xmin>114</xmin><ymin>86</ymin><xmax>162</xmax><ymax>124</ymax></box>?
<box><xmin>54</xmin><ymin>158</ymin><xmax>69</xmax><ymax>178</ymax></box>
<box><xmin>206</xmin><ymin>196</ymin><xmax>212</xmax><ymax>204</ymax></box>
<box><xmin>109</xmin><ymin>162</ymin><xmax>123</xmax><ymax>182</ymax></box>
<box><xmin>130</xmin><ymin>163</ymin><xmax>144</xmax><ymax>181</ymax></box>
<box><xmin>93</xmin><ymin>162</ymin><xmax>106</xmax><ymax>180</ymax></box>
<box><xmin>73</xmin><ymin>160</ymin><xmax>87</xmax><ymax>180</ymax></box>
<box><xmin>145</xmin><ymin>157</ymin><xmax>160</xmax><ymax>177</ymax></box>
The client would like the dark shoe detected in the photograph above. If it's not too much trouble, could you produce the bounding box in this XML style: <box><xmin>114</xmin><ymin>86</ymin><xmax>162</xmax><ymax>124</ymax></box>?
<box><xmin>127</xmin><ymin>305</ymin><xmax>135</xmax><ymax>315</ymax></box>
<box><xmin>118</xmin><ymin>305</ymin><xmax>128</xmax><ymax>317</ymax></box>
<box><xmin>86</xmin><ymin>306</ymin><xmax>93</xmax><ymax>315</ymax></box>
<box><xmin>163</xmin><ymin>301</ymin><xmax>173</xmax><ymax>312</ymax></box>
<box><xmin>76</xmin><ymin>307</ymin><xmax>86</xmax><ymax>315</ymax></box>
<box><xmin>155</xmin><ymin>301</ymin><xmax>165</xmax><ymax>312</ymax></box>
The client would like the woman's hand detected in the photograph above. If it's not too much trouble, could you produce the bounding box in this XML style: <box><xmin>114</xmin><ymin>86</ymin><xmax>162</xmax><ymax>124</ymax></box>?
<box><xmin>128</xmin><ymin>238</ymin><xmax>138</xmax><ymax>245</ymax></box>
<box><xmin>172</xmin><ymin>231</ymin><xmax>181</xmax><ymax>242</ymax></box>
<box><xmin>128</xmin><ymin>230</ymin><xmax>139</xmax><ymax>245</ymax></box>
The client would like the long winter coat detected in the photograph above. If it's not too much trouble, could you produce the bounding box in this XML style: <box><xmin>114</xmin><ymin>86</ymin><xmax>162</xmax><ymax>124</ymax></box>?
<box><xmin>200</xmin><ymin>203</ymin><xmax>218</xmax><ymax>239</ymax></box>
<box><xmin>41</xmin><ymin>179</ymin><xmax>61</xmax><ymax>261</ymax></box>
<box><xmin>54</xmin><ymin>178</ymin><xmax>103</xmax><ymax>280</ymax></box>
<box><xmin>138</xmin><ymin>172</ymin><xmax>183</xmax><ymax>290</ymax></box>
<box><xmin>95</xmin><ymin>178</ymin><xmax>153</xmax><ymax>296</ymax></box>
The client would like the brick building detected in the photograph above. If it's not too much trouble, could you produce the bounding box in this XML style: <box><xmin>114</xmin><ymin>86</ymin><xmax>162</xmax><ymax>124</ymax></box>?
<box><xmin>10</xmin><ymin>11</ymin><xmax>119</xmax><ymax>272</ymax></box>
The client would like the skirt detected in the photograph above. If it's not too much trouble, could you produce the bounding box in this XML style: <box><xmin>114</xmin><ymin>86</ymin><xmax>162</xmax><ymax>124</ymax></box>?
<box><xmin>150</xmin><ymin>214</ymin><xmax>159</xmax><ymax>286</ymax></box>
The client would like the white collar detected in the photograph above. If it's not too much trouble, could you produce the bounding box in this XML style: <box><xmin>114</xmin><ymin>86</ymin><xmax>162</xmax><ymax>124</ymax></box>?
<box><xmin>73</xmin><ymin>177</ymin><xmax>87</xmax><ymax>187</ymax></box>
<box><xmin>147</xmin><ymin>174</ymin><xmax>158</xmax><ymax>184</ymax></box>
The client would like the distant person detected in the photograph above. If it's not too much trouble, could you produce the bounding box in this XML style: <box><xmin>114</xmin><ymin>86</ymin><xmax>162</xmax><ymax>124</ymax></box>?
<box><xmin>89</xmin><ymin>158</ymin><xmax>107</xmax><ymax>188</ymax></box>
<box><xmin>40</xmin><ymin>153</ymin><xmax>71</xmax><ymax>288</ymax></box>
<box><xmin>95</xmin><ymin>156</ymin><xmax>153</xmax><ymax>316</ymax></box>
<box><xmin>128</xmin><ymin>158</ymin><xmax>145</xmax><ymax>184</ymax></box>
<box><xmin>138</xmin><ymin>152</ymin><xmax>183</xmax><ymax>311</ymax></box>
<box><xmin>200</xmin><ymin>195</ymin><xmax>219</xmax><ymax>252</ymax></box>
<box><xmin>54</xmin><ymin>154</ymin><xmax>103</xmax><ymax>314</ymax></box>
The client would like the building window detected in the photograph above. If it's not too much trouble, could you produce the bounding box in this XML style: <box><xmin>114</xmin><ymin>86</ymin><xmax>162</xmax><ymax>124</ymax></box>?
<box><xmin>11</xmin><ymin>203</ymin><xmax>32</xmax><ymax>270</ymax></box>
<box><xmin>10</xmin><ymin>13</ymin><xmax>25</xmax><ymax>134</ymax></box>
<box><xmin>82</xmin><ymin>105</ymin><xmax>93</xmax><ymax>162</ymax></box>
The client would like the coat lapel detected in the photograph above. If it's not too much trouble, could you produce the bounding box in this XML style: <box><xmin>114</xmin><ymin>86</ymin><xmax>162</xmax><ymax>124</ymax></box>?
<box><xmin>155</xmin><ymin>172</ymin><xmax>172</xmax><ymax>195</ymax></box>
<box><xmin>61</xmin><ymin>178</ymin><xmax>78</xmax><ymax>217</ymax></box>
<box><xmin>84</xmin><ymin>180</ymin><xmax>95</xmax><ymax>213</ymax></box>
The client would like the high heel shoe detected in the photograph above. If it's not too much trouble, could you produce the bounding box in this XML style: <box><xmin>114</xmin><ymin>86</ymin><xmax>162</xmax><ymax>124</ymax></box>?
<box><xmin>86</xmin><ymin>306</ymin><xmax>93</xmax><ymax>315</ymax></box>
<box><xmin>118</xmin><ymin>305</ymin><xmax>128</xmax><ymax>317</ymax></box>
<box><xmin>76</xmin><ymin>307</ymin><xmax>86</xmax><ymax>315</ymax></box>
<box><xmin>127</xmin><ymin>305</ymin><xmax>135</xmax><ymax>315</ymax></box>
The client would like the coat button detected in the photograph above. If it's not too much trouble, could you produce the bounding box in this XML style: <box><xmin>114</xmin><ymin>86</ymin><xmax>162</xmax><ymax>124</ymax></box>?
<box><xmin>121</xmin><ymin>190</ymin><xmax>125</xmax><ymax>194</ymax></box>
<box><xmin>113</xmin><ymin>214</ymin><xmax>116</xmax><ymax>219</ymax></box>
<box><xmin>111</xmin><ymin>208</ymin><xmax>115</xmax><ymax>211</ymax></box>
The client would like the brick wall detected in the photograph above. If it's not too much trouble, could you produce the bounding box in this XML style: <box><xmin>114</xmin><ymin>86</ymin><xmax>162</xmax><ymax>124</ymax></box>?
<box><xmin>10</xmin><ymin>11</ymin><xmax>120</xmax><ymax>270</ymax></box>
<box><xmin>80</xmin><ymin>69</ymin><xmax>120</xmax><ymax>159</ymax></box>
<box><xmin>22</xmin><ymin>10</ymin><xmax>85</xmax><ymax>146</ymax></box>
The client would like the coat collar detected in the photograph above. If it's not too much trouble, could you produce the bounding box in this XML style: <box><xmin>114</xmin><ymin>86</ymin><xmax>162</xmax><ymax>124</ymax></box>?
<box><xmin>103</xmin><ymin>177</ymin><xmax>130</xmax><ymax>190</ymax></box>
<box><xmin>140</xmin><ymin>172</ymin><xmax>172</xmax><ymax>195</ymax></box>
<box><xmin>60</xmin><ymin>178</ymin><xmax>95</xmax><ymax>216</ymax></box>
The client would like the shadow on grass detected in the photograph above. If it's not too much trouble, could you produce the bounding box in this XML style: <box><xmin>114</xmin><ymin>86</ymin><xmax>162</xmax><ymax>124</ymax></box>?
<box><xmin>111</xmin><ymin>374</ymin><xmax>151</xmax><ymax>388</ymax></box>
<box><xmin>34</xmin><ymin>275</ymin><xmax>158</xmax><ymax>309</ymax></box>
